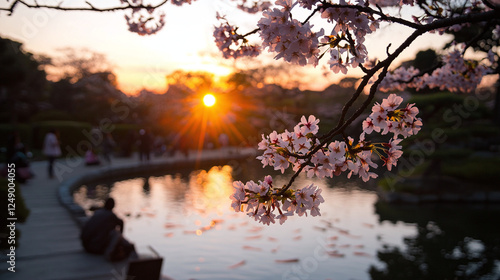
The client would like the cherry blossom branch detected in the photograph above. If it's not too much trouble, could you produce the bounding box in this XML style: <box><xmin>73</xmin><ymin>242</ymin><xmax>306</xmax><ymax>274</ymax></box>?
<box><xmin>242</xmin><ymin>27</ymin><xmax>260</xmax><ymax>37</ymax></box>
<box><xmin>277</xmin><ymin>64</ymin><xmax>390</xmax><ymax>195</ymax></box>
<box><xmin>276</xmin><ymin>22</ymin><xmax>433</xmax><ymax>194</ymax></box>
<box><xmin>462</xmin><ymin>19</ymin><xmax>497</xmax><ymax>53</ymax></box>
<box><xmin>0</xmin><ymin>0</ymin><xmax>170</xmax><ymax>14</ymax></box>
<box><xmin>278</xmin><ymin>7</ymin><xmax>479</xmax><ymax>160</ymax></box>
<box><xmin>221</xmin><ymin>1</ymin><xmax>497</xmax><ymax>226</ymax></box>
<box><xmin>416</xmin><ymin>1</ymin><xmax>443</xmax><ymax>19</ymax></box>
<box><xmin>420</xmin><ymin>9</ymin><xmax>499</xmax><ymax>32</ymax></box>
<box><xmin>379</xmin><ymin>9</ymin><xmax>499</xmax><ymax>92</ymax></box>
<box><xmin>319</xmin><ymin>1</ymin><xmax>422</xmax><ymax>29</ymax></box>
<box><xmin>242</xmin><ymin>90</ymin><xmax>421</xmax><ymax>225</ymax></box>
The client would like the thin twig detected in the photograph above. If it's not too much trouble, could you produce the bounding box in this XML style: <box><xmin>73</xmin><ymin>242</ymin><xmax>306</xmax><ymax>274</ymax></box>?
<box><xmin>1</xmin><ymin>0</ymin><xmax>170</xmax><ymax>13</ymax></box>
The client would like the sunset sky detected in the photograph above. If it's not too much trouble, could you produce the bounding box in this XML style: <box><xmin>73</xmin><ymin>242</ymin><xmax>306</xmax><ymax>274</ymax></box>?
<box><xmin>0</xmin><ymin>1</ymin><xmax>452</xmax><ymax>95</ymax></box>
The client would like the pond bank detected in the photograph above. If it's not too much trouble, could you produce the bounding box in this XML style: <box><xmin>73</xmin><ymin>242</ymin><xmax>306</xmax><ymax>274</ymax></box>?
<box><xmin>0</xmin><ymin>148</ymin><xmax>255</xmax><ymax>280</ymax></box>
<box><xmin>59</xmin><ymin>149</ymin><xmax>256</xmax><ymax>227</ymax></box>
<box><xmin>377</xmin><ymin>175</ymin><xmax>500</xmax><ymax>204</ymax></box>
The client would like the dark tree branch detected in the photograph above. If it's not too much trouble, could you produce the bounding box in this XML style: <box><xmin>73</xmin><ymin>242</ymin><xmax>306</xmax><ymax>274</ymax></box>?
<box><xmin>301</xmin><ymin>5</ymin><xmax>321</xmax><ymax>25</ymax></box>
<box><xmin>481</xmin><ymin>0</ymin><xmax>499</xmax><ymax>10</ymax></box>
<box><xmin>1</xmin><ymin>0</ymin><xmax>170</xmax><ymax>14</ymax></box>
<box><xmin>276</xmin><ymin>7</ymin><xmax>500</xmax><ymax>193</ymax></box>
<box><xmin>462</xmin><ymin>20</ymin><xmax>496</xmax><ymax>54</ymax></box>
<box><xmin>279</xmin><ymin>26</ymin><xmax>432</xmax><ymax>193</ymax></box>
<box><xmin>320</xmin><ymin>1</ymin><xmax>422</xmax><ymax>29</ymax></box>
<box><xmin>242</xmin><ymin>28</ymin><xmax>260</xmax><ymax>38</ymax></box>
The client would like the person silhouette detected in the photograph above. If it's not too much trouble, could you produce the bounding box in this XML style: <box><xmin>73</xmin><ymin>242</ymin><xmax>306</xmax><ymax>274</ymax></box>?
<box><xmin>138</xmin><ymin>129</ymin><xmax>152</xmax><ymax>162</ymax></box>
<box><xmin>42</xmin><ymin>129</ymin><xmax>61</xmax><ymax>179</ymax></box>
<box><xmin>80</xmin><ymin>198</ymin><xmax>134</xmax><ymax>261</ymax></box>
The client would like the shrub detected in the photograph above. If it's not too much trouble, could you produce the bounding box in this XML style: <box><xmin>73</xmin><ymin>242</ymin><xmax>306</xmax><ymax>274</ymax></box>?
<box><xmin>0</xmin><ymin>124</ymin><xmax>31</xmax><ymax>163</ymax></box>
<box><xmin>31</xmin><ymin>121</ymin><xmax>92</xmax><ymax>155</ymax></box>
<box><xmin>442</xmin><ymin>157</ymin><xmax>500</xmax><ymax>186</ymax></box>
<box><xmin>0</xmin><ymin>178</ymin><xmax>30</xmax><ymax>249</ymax></box>
<box><xmin>29</xmin><ymin>110</ymin><xmax>73</xmax><ymax>122</ymax></box>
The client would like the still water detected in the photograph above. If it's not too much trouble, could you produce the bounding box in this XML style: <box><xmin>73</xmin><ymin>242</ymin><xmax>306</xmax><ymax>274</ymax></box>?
<box><xmin>73</xmin><ymin>162</ymin><xmax>500</xmax><ymax>280</ymax></box>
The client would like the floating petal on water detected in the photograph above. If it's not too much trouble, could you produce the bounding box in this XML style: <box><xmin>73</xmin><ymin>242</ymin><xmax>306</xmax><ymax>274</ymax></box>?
<box><xmin>228</xmin><ymin>260</ymin><xmax>246</xmax><ymax>269</ymax></box>
<box><xmin>275</xmin><ymin>258</ymin><xmax>300</xmax><ymax>263</ymax></box>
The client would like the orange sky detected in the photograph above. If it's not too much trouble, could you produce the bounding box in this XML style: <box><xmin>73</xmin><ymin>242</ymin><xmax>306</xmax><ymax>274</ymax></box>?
<box><xmin>0</xmin><ymin>1</ymin><xmax>452</xmax><ymax>95</ymax></box>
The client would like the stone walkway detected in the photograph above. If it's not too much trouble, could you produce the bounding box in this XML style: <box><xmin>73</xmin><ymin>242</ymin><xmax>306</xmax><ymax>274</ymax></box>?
<box><xmin>0</xmin><ymin>148</ymin><xmax>255</xmax><ymax>280</ymax></box>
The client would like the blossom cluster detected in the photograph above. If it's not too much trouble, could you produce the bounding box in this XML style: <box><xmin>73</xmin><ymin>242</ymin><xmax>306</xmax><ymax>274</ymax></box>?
<box><xmin>380</xmin><ymin>45</ymin><xmax>491</xmax><ymax>93</ymax></box>
<box><xmin>122</xmin><ymin>0</ymin><xmax>197</xmax><ymax>35</ymax></box>
<box><xmin>363</xmin><ymin>94</ymin><xmax>421</xmax><ymax>138</ymax></box>
<box><xmin>234</xmin><ymin>0</ymin><xmax>272</xmax><ymax>13</ymax></box>
<box><xmin>170</xmin><ymin>0</ymin><xmax>196</xmax><ymax>5</ymax></box>
<box><xmin>370</xmin><ymin>0</ymin><xmax>415</xmax><ymax>7</ymax></box>
<box><xmin>320</xmin><ymin>0</ymin><xmax>379</xmax><ymax>73</ymax></box>
<box><xmin>257</xmin><ymin>0</ymin><xmax>323</xmax><ymax>66</ymax></box>
<box><xmin>297</xmin><ymin>0</ymin><xmax>320</xmax><ymax>10</ymax></box>
<box><xmin>123</xmin><ymin>0</ymin><xmax>166</xmax><ymax>36</ymax></box>
<box><xmin>230</xmin><ymin>176</ymin><xmax>324</xmax><ymax>225</ymax></box>
<box><xmin>493</xmin><ymin>25</ymin><xmax>500</xmax><ymax>40</ymax></box>
<box><xmin>213</xmin><ymin>0</ymin><xmax>493</xmax><ymax>95</ymax></box>
<box><xmin>230</xmin><ymin>94</ymin><xmax>422</xmax><ymax>224</ymax></box>
<box><xmin>213</xmin><ymin>16</ymin><xmax>261</xmax><ymax>59</ymax></box>
<box><xmin>420</xmin><ymin>47</ymin><xmax>490</xmax><ymax>92</ymax></box>
<box><xmin>362</xmin><ymin>94</ymin><xmax>422</xmax><ymax>169</ymax></box>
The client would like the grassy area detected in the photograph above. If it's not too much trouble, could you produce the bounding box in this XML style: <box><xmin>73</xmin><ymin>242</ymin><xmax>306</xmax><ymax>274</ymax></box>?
<box><xmin>441</xmin><ymin>156</ymin><xmax>500</xmax><ymax>185</ymax></box>
<box><xmin>378</xmin><ymin>156</ymin><xmax>500</xmax><ymax>194</ymax></box>
<box><xmin>378</xmin><ymin>161</ymin><xmax>430</xmax><ymax>193</ymax></box>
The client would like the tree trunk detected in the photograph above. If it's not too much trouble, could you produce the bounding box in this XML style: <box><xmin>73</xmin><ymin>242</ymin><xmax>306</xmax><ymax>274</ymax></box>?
<box><xmin>493</xmin><ymin>78</ymin><xmax>500</xmax><ymax>125</ymax></box>
<box><xmin>492</xmin><ymin>65</ymin><xmax>500</xmax><ymax>126</ymax></box>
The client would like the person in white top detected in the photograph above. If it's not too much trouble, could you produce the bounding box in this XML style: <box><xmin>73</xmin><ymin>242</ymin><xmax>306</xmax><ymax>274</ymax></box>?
<box><xmin>43</xmin><ymin>129</ymin><xmax>62</xmax><ymax>178</ymax></box>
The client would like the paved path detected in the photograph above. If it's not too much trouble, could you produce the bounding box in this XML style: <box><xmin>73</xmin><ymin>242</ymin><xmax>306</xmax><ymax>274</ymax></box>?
<box><xmin>0</xmin><ymin>148</ymin><xmax>255</xmax><ymax>280</ymax></box>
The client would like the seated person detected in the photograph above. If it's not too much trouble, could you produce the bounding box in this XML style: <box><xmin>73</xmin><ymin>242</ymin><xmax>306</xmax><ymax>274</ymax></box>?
<box><xmin>85</xmin><ymin>148</ymin><xmax>101</xmax><ymax>166</ymax></box>
<box><xmin>80</xmin><ymin>198</ymin><xmax>134</xmax><ymax>261</ymax></box>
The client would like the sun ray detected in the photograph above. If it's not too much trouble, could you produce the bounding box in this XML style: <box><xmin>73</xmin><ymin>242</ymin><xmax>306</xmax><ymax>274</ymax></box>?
<box><xmin>196</xmin><ymin>110</ymin><xmax>209</xmax><ymax>167</ymax></box>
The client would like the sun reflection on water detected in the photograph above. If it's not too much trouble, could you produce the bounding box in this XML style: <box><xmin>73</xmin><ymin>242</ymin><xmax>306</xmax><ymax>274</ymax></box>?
<box><xmin>186</xmin><ymin>165</ymin><xmax>234</xmax><ymax>216</ymax></box>
<box><xmin>73</xmin><ymin>164</ymin><xmax>422</xmax><ymax>280</ymax></box>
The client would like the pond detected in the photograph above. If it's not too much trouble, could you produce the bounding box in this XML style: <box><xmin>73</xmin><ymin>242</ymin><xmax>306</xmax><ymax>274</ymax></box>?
<box><xmin>73</xmin><ymin>161</ymin><xmax>500</xmax><ymax>280</ymax></box>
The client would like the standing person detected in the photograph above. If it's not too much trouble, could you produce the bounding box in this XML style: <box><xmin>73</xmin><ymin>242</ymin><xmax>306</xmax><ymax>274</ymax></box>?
<box><xmin>43</xmin><ymin>129</ymin><xmax>61</xmax><ymax>179</ymax></box>
<box><xmin>138</xmin><ymin>129</ymin><xmax>152</xmax><ymax>162</ymax></box>
<box><xmin>101</xmin><ymin>132</ymin><xmax>116</xmax><ymax>164</ymax></box>
<box><xmin>219</xmin><ymin>133</ymin><xmax>229</xmax><ymax>149</ymax></box>
<box><xmin>80</xmin><ymin>198</ymin><xmax>134</xmax><ymax>261</ymax></box>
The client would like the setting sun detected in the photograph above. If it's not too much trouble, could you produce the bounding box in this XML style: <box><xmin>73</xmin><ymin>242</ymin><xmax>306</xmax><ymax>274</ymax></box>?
<box><xmin>203</xmin><ymin>93</ymin><xmax>216</xmax><ymax>107</ymax></box>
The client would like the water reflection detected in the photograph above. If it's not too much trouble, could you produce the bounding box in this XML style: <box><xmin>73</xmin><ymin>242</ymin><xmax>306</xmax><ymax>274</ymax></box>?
<box><xmin>185</xmin><ymin>165</ymin><xmax>234</xmax><ymax>216</ymax></box>
<box><xmin>143</xmin><ymin>176</ymin><xmax>151</xmax><ymax>194</ymax></box>
<box><xmin>371</xmin><ymin>202</ymin><xmax>500</xmax><ymax>280</ymax></box>
<box><xmin>73</xmin><ymin>164</ymin><xmax>500</xmax><ymax>280</ymax></box>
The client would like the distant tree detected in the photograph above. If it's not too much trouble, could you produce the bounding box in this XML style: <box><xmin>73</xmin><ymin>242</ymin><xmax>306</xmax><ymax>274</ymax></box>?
<box><xmin>228</xmin><ymin>63</ymin><xmax>305</xmax><ymax>89</ymax></box>
<box><xmin>48</xmin><ymin>48</ymin><xmax>112</xmax><ymax>83</ymax></box>
<box><xmin>166</xmin><ymin>70</ymin><xmax>214</xmax><ymax>95</ymax></box>
<box><xmin>0</xmin><ymin>36</ymin><xmax>47</xmax><ymax>123</ymax></box>
<box><xmin>35</xmin><ymin>48</ymin><xmax>131</xmax><ymax>123</ymax></box>
<box><xmin>396</xmin><ymin>49</ymin><xmax>441</xmax><ymax>94</ymax></box>
<box><xmin>49</xmin><ymin>79</ymin><xmax>76</xmax><ymax>113</ymax></box>
<box><xmin>72</xmin><ymin>71</ymin><xmax>129</xmax><ymax>123</ymax></box>
<box><xmin>412</xmin><ymin>49</ymin><xmax>440</xmax><ymax>74</ymax></box>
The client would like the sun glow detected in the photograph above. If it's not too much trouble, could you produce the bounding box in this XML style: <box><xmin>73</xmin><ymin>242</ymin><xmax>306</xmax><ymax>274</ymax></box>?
<box><xmin>203</xmin><ymin>94</ymin><xmax>216</xmax><ymax>107</ymax></box>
